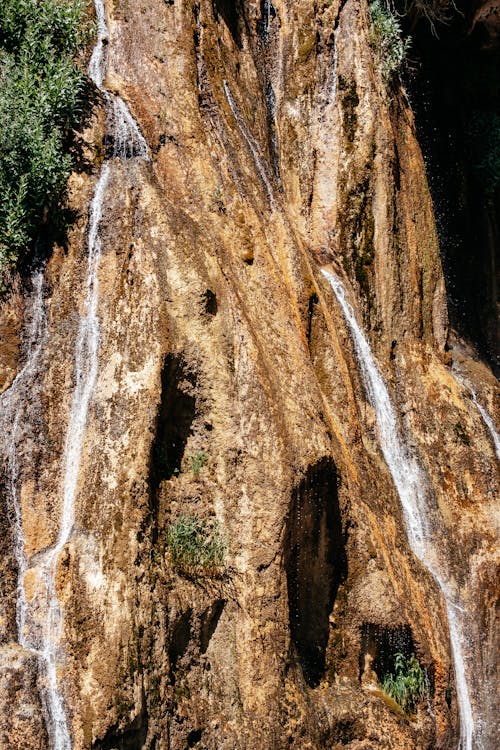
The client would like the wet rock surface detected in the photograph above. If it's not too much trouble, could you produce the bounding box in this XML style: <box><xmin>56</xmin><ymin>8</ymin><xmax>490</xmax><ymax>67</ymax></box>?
<box><xmin>0</xmin><ymin>1</ymin><xmax>498</xmax><ymax>749</ymax></box>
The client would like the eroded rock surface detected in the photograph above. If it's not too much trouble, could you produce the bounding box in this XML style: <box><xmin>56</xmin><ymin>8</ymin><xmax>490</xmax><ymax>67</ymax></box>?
<box><xmin>0</xmin><ymin>1</ymin><xmax>498</xmax><ymax>749</ymax></box>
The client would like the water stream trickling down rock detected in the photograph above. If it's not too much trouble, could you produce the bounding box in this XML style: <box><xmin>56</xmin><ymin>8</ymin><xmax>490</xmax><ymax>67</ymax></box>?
<box><xmin>0</xmin><ymin>1</ymin><xmax>498</xmax><ymax>749</ymax></box>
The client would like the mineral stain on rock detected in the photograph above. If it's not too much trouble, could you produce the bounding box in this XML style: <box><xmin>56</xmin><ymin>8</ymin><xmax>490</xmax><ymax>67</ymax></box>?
<box><xmin>0</xmin><ymin>1</ymin><xmax>499</xmax><ymax>750</ymax></box>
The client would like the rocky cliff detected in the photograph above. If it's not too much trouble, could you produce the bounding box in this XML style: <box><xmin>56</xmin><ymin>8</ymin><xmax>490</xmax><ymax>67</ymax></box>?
<box><xmin>0</xmin><ymin>1</ymin><xmax>498</xmax><ymax>749</ymax></box>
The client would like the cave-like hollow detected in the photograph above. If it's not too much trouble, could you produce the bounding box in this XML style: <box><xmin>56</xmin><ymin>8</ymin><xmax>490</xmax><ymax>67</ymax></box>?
<box><xmin>359</xmin><ymin>623</ymin><xmax>417</xmax><ymax>686</ymax></box>
<box><xmin>149</xmin><ymin>354</ymin><xmax>197</xmax><ymax>541</ymax></box>
<box><xmin>285</xmin><ymin>457</ymin><xmax>347</xmax><ymax>687</ymax></box>
<box><xmin>404</xmin><ymin>0</ymin><xmax>499</xmax><ymax>373</ymax></box>
<box><xmin>150</xmin><ymin>354</ymin><xmax>197</xmax><ymax>488</ymax></box>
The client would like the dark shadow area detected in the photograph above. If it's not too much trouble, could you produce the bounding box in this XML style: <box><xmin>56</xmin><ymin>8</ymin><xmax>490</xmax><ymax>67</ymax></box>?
<box><xmin>202</xmin><ymin>289</ymin><xmax>218</xmax><ymax>317</ymax></box>
<box><xmin>186</xmin><ymin>728</ymin><xmax>203</xmax><ymax>747</ymax></box>
<box><xmin>404</xmin><ymin>1</ymin><xmax>499</xmax><ymax>372</ymax></box>
<box><xmin>212</xmin><ymin>0</ymin><xmax>242</xmax><ymax>47</ymax></box>
<box><xmin>150</xmin><ymin>354</ymin><xmax>197</xmax><ymax>487</ymax></box>
<box><xmin>169</xmin><ymin>609</ymin><xmax>193</xmax><ymax>680</ymax></box>
<box><xmin>149</xmin><ymin>354</ymin><xmax>197</xmax><ymax>543</ymax></box>
<box><xmin>359</xmin><ymin>623</ymin><xmax>414</xmax><ymax>683</ymax></box>
<box><xmin>92</xmin><ymin>706</ymin><xmax>148</xmax><ymax>750</ymax></box>
<box><xmin>306</xmin><ymin>293</ymin><xmax>319</xmax><ymax>348</ymax></box>
<box><xmin>200</xmin><ymin>599</ymin><xmax>225</xmax><ymax>653</ymax></box>
<box><xmin>285</xmin><ymin>457</ymin><xmax>347</xmax><ymax>687</ymax></box>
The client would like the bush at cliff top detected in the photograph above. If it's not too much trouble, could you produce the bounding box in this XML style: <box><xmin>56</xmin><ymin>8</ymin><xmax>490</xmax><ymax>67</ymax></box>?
<box><xmin>0</xmin><ymin>0</ymin><xmax>90</xmax><ymax>289</ymax></box>
<box><xmin>165</xmin><ymin>514</ymin><xmax>226</xmax><ymax>578</ymax></box>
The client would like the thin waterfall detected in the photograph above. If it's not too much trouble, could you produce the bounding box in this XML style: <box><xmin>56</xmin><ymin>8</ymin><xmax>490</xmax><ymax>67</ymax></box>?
<box><xmin>223</xmin><ymin>80</ymin><xmax>275</xmax><ymax>204</ymax></box>
<box><xmin>1</xmin><ymin>1</ymin><xmax>149</xmax><ymax>747</ymax></box>
<box><xmin>452</xmin><ymin>370</ymin><xmax>500</xmax><ymax>462</ymax></box>
<box><xmin>0</xmin><ymin>272</ymin><xmax>46</xmax><ymax>646</ymax></box>
<box><xmin>36</xmin><ymin>163</ymin><xmax>111</xmax><ymax>750</ymax></box>
<box><xmin>329</xmin><ymin>28</ymin><xmax>339</xmax><ymax>105</ymax></box>
<box><xmin>321</xmin><ymin>269</ymin><xmax>476</xmax><ymax>750</ymax></box>
<box><xmin>88</xmin><ymin>0</ymin><xmax>148</xmax><ymax>160</ymax></box>
<box><xmin>469</xmin><ymin>389</ymin><xmax>500</xmax><ymax>461</ymax></box>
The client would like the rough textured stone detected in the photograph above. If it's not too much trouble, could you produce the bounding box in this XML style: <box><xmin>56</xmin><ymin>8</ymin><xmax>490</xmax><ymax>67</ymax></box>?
<box><xmin>0</xmin><ymin>1</ymin><xmax>498</xmax><ymax>749</ymax></box>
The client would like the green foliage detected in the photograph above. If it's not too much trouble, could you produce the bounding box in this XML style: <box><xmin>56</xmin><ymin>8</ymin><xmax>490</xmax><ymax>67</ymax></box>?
<box><xmin>0</xmin><ymin>0</ymin><xmax>91</xmax><ymax>286</ymax></box>
<box><xmin>165</xmin><ymin>514</ymin><xmax>226</xmax><ymax>577</ymax></box>
<box><xmin>381</xmin><ymin>652</ymin><xmax>427</xmax><ymax>714</ymax></box>
<box><xmin>369</xmin><ymin>0</ymin><xmax>410</xmax><ymax>81</ymax></box>
<box><xmin>187</xmin><ymin>450</ymin><xmax>208</xmax><ymax>477</ymax></box>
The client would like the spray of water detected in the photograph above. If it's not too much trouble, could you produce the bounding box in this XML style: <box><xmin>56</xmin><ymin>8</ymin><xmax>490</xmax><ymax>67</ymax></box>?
<box><xmin>321</xmin><ymin>268</ymin><xmax>476</xmax><ymax>750</ymax></box>
<box><xmin>88</xmin><ymin>0</ymin><xmax>148</xmax><ymax>160</ymax></box>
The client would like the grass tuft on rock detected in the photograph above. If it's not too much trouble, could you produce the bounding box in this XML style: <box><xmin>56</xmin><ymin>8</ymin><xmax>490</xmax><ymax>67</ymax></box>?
<box><xmin>165</xmin><ymin>514</ymin><xmax>226</xmax><ymax>578</ymax></box>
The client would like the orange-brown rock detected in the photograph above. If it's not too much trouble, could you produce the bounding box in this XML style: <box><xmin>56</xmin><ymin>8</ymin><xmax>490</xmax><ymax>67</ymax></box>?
<box><xmin>0</xmin><ymin>1</ymin><xmax>498</xmax><ymax>749</ymax></box>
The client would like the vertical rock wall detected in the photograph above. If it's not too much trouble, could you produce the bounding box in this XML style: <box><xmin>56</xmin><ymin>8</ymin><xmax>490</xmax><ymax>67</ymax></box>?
<box><xmin>0</xmin><ymin>1</ymin><xmax>498</xmax><ymax>749</ymax></box>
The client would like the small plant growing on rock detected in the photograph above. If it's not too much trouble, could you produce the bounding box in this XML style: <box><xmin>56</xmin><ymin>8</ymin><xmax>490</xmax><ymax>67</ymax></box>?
<box><xmin>165</xmin><ymin>514</ymin><xmax>225</xmax><ymax>577</ymax></box>
<box><xmin>381</xmin><ymin>652</ymin><xmax>427</xmax><ymax>714</ymax></box>
<box><xmin>187</xmin><ymin>450</ymin><xmax>208</xmax><ymax>477</ymax></box>
<box><xmin>369</xmin><ymin>0</ymin><xmax>410</xmax><ymax>82</ymax></box>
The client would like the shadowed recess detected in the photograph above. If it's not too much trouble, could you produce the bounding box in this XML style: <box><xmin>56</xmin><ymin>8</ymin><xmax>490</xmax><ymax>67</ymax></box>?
<box><xmin>92</xmin><ymin>706</ymin><xmax>148</xmax><ymax>750</ymax></box>
<box><xmin>359</xmin><ymin>623</ymin><xmax>415</xmax><ymax>683</ymax></box>
<box><xmin>169</xmin><ymin>609</ymin><xmax>193</xmax><ymax>680</ymax></box>
<box><xmin>286</xmin><ymin>457</ymin><xmax>347</xmax><ymax>687</ymax></box>
<box><xmin>200</xmin><ymin>599</ymin><xmax>226</xmax><ymax>653</ymax></box>
<box><xmin>150</xmin><ymin>354</ymin><xmax>197</xmax><ymax>487</ymax></box>
<box><xmin>212</xmin><ymin>0</ymin><xmax>242</xmax><ymax>47</ymax></box>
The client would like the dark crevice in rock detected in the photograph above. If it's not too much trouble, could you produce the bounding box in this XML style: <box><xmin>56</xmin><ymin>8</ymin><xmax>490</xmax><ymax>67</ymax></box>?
<box><xmin>92</xmin><ymin>706</ymin><xmax>148</xmax><ymax>750</ymax></box>
<box><xmin>169</xmin><ymin>609</ymin><xmax>193</xmax><ymax>680</ymax></box>
<box><xmin>152</xmin><ymin>354</ymin><xmax>197</xmax><ymax>483</ymax></box>
<box><xmin>202</xmin><ymin>289</ymin><xmax>218</xmax><ymax>316</ymax></box>
<box><xmin>212</xmin><ymin>0</ymin><xmax>242</xmax><ymax>48</ymax></box>
<box><xmin>200</xmin><ymin>599</ymin><xmax>225</xmax><ymax>653</ymax></box>
<box><xmin>407</xmin><ymin>2</ymin><xmax>500</xmax><ymax>371</ymax></box>
<box><xmin>285</xmin><ymin>457</ymin><xmax>347</xmax><ymax>687</ymax></box>
<box><xmin>306</xmin><ymin>293</ymin><xmax>319</xmax><ymax>348</ymax></box>
<box><xmin>186</xmin><ymin>728</ymin><xmax>203</xmax><ymax>747</ymax></box>
<box><xmin>149</xmin><ymin>355</ymin><xmax>197</xmax><ymax>538</ymax></box>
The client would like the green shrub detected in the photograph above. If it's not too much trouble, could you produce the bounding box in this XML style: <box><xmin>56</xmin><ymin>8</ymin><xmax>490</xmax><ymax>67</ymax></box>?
<box><xmin>187</xmin><ymin>450</ymin><xmax>208</xmax><ymax>477</ymax></box>
<box><xmin>381</xmin><ymin>652</ymin><xmax>427</xmax><ymax>714</ymax></box>
<box><xmin>0</xmin><ymin>0</ymin><xmax>91</xmax><ymax>288</ymax></box>
<box><xmin>369</xmin><ymin>0</ymin><xmax>410</xmax><ymax>82</ymax></box>
<box><xmin>165</xmin><ymin>514</ymin><xmax>226</xmax><ymax>577</ymax></box>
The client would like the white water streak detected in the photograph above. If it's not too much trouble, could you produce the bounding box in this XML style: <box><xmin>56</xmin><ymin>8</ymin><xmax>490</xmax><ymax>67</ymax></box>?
<box><xmin>18</xmin><ymin>0</ymin><xmax>149</xmax><ymax>746</ymax></box>
<box><xmin>0</xmin><ymin>273</ymin><xmax>46</xmax><ymax>645</ymax></box>
<box><xmin>321</xmin><ymin>269</ymin><xmax>475</xmax><ymax>750</ymax></box>
<box><xmin>470</xmin><ymin>389</ymin><xmax>500</xmax><ymax>461</ymax></box>
<box><xmin>223</xmin><ymin>80</ymin><xmax>275</xmax><ymax>205</ymax></box>
<box><xmin>329</xmin><ymin>29</ymin><xmax>339</xmax><ymax>105</ymax></box>
<box><xmin>89</xmin><ymin>0</ymin><xmax>148</xmax><ymax>160</ymax></box>
<box><xmin>38</xmin><ymin>161</ymin><xmax>111</xmax><ymax>750</ymax></box>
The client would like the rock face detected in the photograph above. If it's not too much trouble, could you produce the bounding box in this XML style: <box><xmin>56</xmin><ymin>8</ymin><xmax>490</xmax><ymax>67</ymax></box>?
<box><xmin>0</xmin><ymin>1</ymin><xmax>498</xmax><ymax>749</ymax></box>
